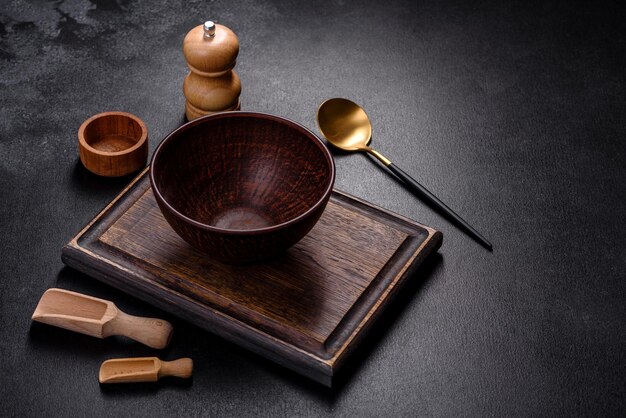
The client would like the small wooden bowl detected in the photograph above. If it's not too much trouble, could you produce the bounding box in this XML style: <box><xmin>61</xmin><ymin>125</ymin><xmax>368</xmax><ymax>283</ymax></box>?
<box><xmin>150</xmin><ymin>112</ymin><xmax>335</xmax><ymax>264</ymax></box>
<box><xmin>78</xmin><ymin>111</ymin><xmax>148</xmax><ymax>177</ymax></box>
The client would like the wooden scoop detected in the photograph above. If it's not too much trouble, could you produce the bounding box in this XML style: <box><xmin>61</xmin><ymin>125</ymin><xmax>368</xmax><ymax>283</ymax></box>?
<box><xmin>99</xmin><ymin>357</ymin><xmax>193</xmax><ymax>383</ymax></box>
<box><xmin>32</xmin><ymin>288</ymin><xmax>173</xmax><ymax>349</ymax></box>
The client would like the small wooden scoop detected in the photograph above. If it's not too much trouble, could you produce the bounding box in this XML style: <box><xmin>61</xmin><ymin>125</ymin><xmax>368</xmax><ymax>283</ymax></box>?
<box><xmin>32</xmin><ymin>288</ymin><xmax>173</xmax><ymax>349</ymax></box>
<box><xmin>99</xmin><ymin>357</ymin><xmax>193</xmax><ymax>383</ymax></box>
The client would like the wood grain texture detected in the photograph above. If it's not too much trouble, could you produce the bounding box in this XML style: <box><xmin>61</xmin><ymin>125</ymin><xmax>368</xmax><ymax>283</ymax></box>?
<box><xmin>183</xmin><ymin>70</ymin><xmax>241</xmax><ymax>112</ymax></box>
<box><xmin>62</xmin><ymin>169</ymin><xmax>442</xmax><ymax>386</ymax></box>
<box><xmin>183</xmin><ymin>23</ymin><xmax>239</xmax><ymax>77</ymax></box>
<box><xmin>150</xmin><ymin>112</ymin><xmax>335</xmax><ymax>263</ymax></box>
<box><xmin>99</xmin><ymin>357</ymin><xmax>193</xmax><ymax>383</ymax></box>
<box><xmin>31</xmin><ymin>288</ymin><xmax>173</xmax><ymax>349</ymax></box>
<box><xmin>183</xmin><ymin>23</ymin><xmax>241</xmax><ymax>119</ymax></box>
<box><xmin>78</xmin><ymin>111</ymin><xmax>148</xmax><ymax>177</ymax></box>
<box><xmin>184</xmin><ymin>100</ymin><xmax>241</xmax><ymax>120</ymax></box>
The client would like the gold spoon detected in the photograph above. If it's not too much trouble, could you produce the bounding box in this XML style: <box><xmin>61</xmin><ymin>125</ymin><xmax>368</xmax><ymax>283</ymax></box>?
<box><xmin>317</xmin><ymin>98</ymin><xmax>492</xmax><ymax>251</ymax></box>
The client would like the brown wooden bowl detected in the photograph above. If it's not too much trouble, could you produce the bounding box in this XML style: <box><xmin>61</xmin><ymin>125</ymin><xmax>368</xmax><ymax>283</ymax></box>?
<box><xmin>150</xmin><ymin>112</ymin><xmax>336</xmax><ymax>264</ymax></box>
<box><xmin>78</xmin><ymin>111</ymin><xmax>148</xmax><ymax>177</ymax></box>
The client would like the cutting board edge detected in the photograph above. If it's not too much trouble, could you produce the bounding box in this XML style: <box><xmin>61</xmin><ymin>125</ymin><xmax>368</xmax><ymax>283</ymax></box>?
<box><xmin>60</xmin><ymin>168</ymin><xmax>443</xmax><ymax>387</ymax></box>
<box><xmin>327</xmin><ymin>227</ymin><xmax>442</xmax><ymax>373</ymax></box>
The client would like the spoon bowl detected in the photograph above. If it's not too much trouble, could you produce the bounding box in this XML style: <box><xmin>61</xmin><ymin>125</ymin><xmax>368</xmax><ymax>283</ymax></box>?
<box><xmin>317</xmin><ymin>98</ymin><xmax>373</xmax><ymax>151</ymax></box>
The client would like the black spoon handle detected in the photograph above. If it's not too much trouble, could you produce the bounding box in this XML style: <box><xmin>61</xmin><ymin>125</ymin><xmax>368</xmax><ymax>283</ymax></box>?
<box><xmin>386</xmin><ymin>163</ymin><xmax>493</xmax><ymax>251</ymax></box>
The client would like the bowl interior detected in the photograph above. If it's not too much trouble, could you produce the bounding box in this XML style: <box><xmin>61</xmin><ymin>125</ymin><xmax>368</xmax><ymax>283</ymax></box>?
<box><xmin>152</xmin><ymin>114</ymin><xmax>334</xmax><ymax>231</ymax></box>
<box><xmin>83</xmin><ymin>114</ymin><xmax>143</xmax><ymax>153</ymax></box>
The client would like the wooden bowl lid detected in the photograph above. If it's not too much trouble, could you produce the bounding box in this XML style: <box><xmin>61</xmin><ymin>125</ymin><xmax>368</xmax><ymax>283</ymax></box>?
<box><xmin>183</xmin><ymin>22</ymin><xmax>239</xmax><ymax>77</ymax></box>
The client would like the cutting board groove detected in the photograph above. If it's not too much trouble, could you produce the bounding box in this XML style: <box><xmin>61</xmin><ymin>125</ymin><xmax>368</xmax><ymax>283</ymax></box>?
<box><xmin>62</xmin><ymin>168</ymin><xmax>442</xmax><ymax>386</ymax></box>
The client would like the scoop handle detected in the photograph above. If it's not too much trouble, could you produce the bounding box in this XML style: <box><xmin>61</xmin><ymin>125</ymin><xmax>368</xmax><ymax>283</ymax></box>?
<box><xmin>105</xmin><ymin>311</ymin><xmax>173</xmax><ymax>349</ymax></box>
<box><xmin>159</xmin><ymin>358</ymin><xmax>194</xmax><ymax>379</ymax></box>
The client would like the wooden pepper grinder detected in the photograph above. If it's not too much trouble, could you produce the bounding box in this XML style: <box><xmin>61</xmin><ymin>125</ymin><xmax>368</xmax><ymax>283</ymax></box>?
<box><xmin>183</xmin><ymin>21</ymin><xmax>241</xmax><ymax>121</ymax></box>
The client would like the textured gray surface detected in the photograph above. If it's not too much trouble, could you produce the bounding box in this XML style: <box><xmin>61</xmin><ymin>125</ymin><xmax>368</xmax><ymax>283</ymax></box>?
<box><xmin>1</xmin><ymin>0</ymin><xmax>625</xmax><ymax>416</ymax></box>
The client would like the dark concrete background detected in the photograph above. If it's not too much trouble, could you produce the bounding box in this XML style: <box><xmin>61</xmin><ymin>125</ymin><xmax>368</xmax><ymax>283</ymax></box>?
<box><xmin>1</xmin><ymin>0</ymin><xmax>624</xmax><ymax>416</ymax></box>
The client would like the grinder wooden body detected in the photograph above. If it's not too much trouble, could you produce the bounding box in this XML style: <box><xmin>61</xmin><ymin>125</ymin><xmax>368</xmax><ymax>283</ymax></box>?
<box><xmin>183</xmin><ymin>21</ymin><xmax>241</xmax><ymax>120</ymax></box>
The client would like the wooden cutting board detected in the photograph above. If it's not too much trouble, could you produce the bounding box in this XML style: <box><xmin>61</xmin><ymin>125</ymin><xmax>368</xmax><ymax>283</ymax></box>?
<box><xmin>61</xmin><ymin>168</ymin><xmax>442</xmax><ymax>386</ymax></box>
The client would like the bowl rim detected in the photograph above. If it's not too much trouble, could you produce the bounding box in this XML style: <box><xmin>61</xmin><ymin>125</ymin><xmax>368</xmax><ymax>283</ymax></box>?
<box><xmin>78</xmin><ymin>111</ymin><xmax>148</xmax><ymax>157</ymax></box>
<box><xmin>150</xmin><ymin>111</ymin><xmax>336</xmax><ymax>236</ymax></box>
